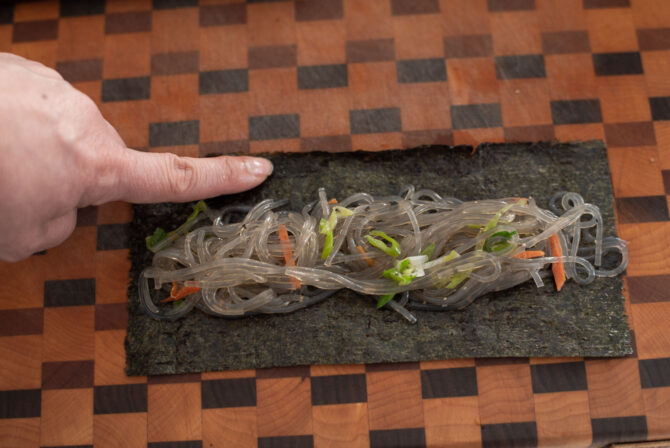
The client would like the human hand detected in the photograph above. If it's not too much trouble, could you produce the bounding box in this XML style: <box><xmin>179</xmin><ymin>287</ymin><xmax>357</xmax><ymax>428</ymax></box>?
<box><xmin>0</xmin><ymin>53</ymin><xmax>273</xmax><ymax>262</ymax></box>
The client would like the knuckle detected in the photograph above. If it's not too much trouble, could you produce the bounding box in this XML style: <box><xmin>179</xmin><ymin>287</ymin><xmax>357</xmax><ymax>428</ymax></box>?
<box><xmin>71</xmin><ymin>90</ymin><xmax>98</xmax><ymax>115</ymax></box>
<box><xmin>166</xmin><ymin>154</ymin><xmax>198</xmax><ymax>196</ymax></box>
<box><xmin>218</xmin><ymin>157</ymin><xmax>233</xmax><ymax>183</ymax></box>
<box><xmin>54</xmin><ymin>90</ymin><xmax>100</xmax><ymax>138</ymax></box>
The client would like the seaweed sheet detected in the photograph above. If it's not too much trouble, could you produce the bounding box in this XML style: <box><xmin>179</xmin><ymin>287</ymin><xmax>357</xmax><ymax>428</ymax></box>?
<box><xmin>126</xmin><ymin>142</ymin><xmax>631</xmax><ymax>375</ymax></box>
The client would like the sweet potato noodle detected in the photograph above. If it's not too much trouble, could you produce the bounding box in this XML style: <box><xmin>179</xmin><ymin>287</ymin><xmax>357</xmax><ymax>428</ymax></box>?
<box><xmin>139</xmin><ymin>187</ymin><xmax>628</xmax><ymax>323</ymax></box>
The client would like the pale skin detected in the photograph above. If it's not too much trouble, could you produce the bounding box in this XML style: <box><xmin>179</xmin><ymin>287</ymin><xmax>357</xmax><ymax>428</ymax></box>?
<box><xmin>0</xmin><ymin>53</ymin><xmax>273</xmax><ymax>262</ymax></box>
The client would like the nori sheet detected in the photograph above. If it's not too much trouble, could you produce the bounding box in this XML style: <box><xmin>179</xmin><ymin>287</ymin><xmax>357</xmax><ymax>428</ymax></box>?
<box><xmin>126</xmin><ymin>142</ymin><xmax>631</xmax><ymax>375</ymax></box>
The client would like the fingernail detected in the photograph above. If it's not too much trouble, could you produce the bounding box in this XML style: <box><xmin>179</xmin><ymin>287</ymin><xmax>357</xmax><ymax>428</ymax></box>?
<box><xmin>245</xmin><ymin>157</ymin><xmax>273</xmax><ymax>176</ymax></box>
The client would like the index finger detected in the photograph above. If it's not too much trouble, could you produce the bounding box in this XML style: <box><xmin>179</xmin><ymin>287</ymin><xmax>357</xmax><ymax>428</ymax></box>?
<box><xmin>101</xmin><ymin>149</ymin><xmax>273</xmax><ymax>204</ymax></box>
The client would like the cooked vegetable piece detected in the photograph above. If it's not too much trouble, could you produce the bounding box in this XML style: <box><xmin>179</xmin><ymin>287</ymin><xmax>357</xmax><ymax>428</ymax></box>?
<box><xmin>377</xmin><ymin>293</ymin><xmax>395</xmax><ymax>308</ymax></box>
<box><xmin>549</xmin><ymin>234</ymin><xmax>566</xmax><ymax>291</ymax></box>
<box><xmin>366</xmin><ymin>230</ymin><xmax>401</xmax><ymax>257</ymax></box>
<box><xmin>483</xmin><ymin>230</ymin><xmax>517</xmax><ymax>253</ymax></box>
<box><xmin>146</xmin><ymin>200</ymin><xmax>208</xmax><ymax>252</ymax></box>
<box><xmin>319</xmin><ymin>206</ymin><xmax>354</xmax><ymax>259</ymax></box>
<box><xmin>161</xmin><ymin>282</ymin><xmax>201</xmax><ymax>303</ymax></box>
<box><xmin>278</xmin><ymin>224</ymin><xmax>301</xmax><ymax>289</ymax></box>
<box><xmin>356</xmin><ymin>245</ymin><xmax>376</xmax><ymax>267</ymax></box>
<box><xmin>512</xmin><ymin>250</ymin><xmax>545</xmax><ymax>259</ymax></box>
<box><xmin>420</xmin><ymin>242</ymin><xmax>435</xmax><ymax>260</ymax></box>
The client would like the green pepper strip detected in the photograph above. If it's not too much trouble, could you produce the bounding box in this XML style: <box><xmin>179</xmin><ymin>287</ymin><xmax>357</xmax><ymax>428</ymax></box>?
<box><xmin>146</xmin><ymin>200</ymin><xmax>207</xmax><ymax>252</ymax></box>
<box><xmin>365</xmin><ymin>230</ymin><xmax>401</xmax><ymax>257</ymax></box>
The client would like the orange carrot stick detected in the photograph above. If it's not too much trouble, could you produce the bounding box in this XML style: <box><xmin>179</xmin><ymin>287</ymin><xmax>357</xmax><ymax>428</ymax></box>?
<box><xmin>549</xmin><ymin>234</ymin><xmax>566</xmax><ymax>291</ymax></box>
<box><xmin>512</xmin><ymin>250</ymin><xmax>545</xmax><ymax>259</ymax></box>
<box><xmin>356</xmin><ymin>245</ymin><xmax>376</xmax><ymax>267</ymax></box>
<box><xmin>278</xmin><ymin>224</ymin><xmax>301</xmax><ymax>289</ymax></box>
<box><xmin>162</xmin><ymin>283</ymin><xmax>201</xmax><ymax>303</ymax></box>
<box><xmin>278</xmin><ymin>224</ymin><xmax>294</xmax><ymax>266</ymax></box>
<box><xmin>328</xmin><ymin>198</ymin><xmax>338</xmax><ymax>204</ymax></box>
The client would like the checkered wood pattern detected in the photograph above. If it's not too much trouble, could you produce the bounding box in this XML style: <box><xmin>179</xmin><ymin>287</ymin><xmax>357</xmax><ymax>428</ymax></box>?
<box><xmin>1</xmin><ymin>0</ymin><xmax>669</xmax><ymax>446</ymax></box>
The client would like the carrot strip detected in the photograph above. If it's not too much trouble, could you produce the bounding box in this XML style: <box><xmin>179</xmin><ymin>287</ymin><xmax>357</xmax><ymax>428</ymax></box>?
<box><xmin>512</xmin><ymin>250</ymin><xmax>545</xmax><ymax>259</ymax></box>
<box><xmin>356</xmin><ymin>245</ymin><xmax>376</xmax><ymax>267</ymax></box>
<box><xmin>161</xmin><ymin>283</ymin><xmax>201</xmax><ymax>303</ymax></box>
<box><xmin>278</xmin><ymin>224</ymin><xmax>294</xmax><ymax>266</ymax></box>
<box><xmin>278</xmin><ymin>224</ymin><xmax>301</xmax><ymax>289</ymax></box>
<box><xmin>549</xmin><ymin>234</ymin><xmax>566</xmax><ymax>291</ymax></box>
<box><xmin>328</xmin><ymin>198</ymin><xmax>338</xmax><ymax>204</ymax></box>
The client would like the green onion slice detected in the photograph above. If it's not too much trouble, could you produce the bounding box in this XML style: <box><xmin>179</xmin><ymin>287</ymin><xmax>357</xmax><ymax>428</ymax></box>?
<box><xmin>365</xmin><ymin>230</ymin><xmax>401</xmax><ymax>257</ymax></box>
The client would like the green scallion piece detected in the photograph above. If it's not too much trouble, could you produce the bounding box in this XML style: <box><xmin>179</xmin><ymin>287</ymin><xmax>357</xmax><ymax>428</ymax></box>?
<box><xmin>377</xmin><ymin>294</ymin><xmax>395</xmax><ymax>308</ymax></box>
<box><xmin>145</xmin><ymin>227</ymin><xmax>167</xmax><ymax>250</ymax></box>
<box><xmin>481</xmin><ymin>199</ymin><xmax>527</xmax><ymax>233</ymax></box>
<box><xmin>321</xmin><ymin>231</ymin><xmax>334</xmax><ymax>260</ymax></box>
<box><xmin>365</xmin><ymin>230</ymin><xmax>401</xmax><ymax>257</ymax></box>
<box><xmin>319</xmin><ymin>206</ymin><xmax>354</xmax><ymax>259</ymax></box>
<box><xmin>446</xmin><ymin>271</ymin><xmax>471</xmax><ymax>289</ymax></box>
<box><xmin>146</xmin><ymin>200</ymin><xmax>208</xmax><ymax>252</ymax></box>
<box><xmin>420</xmin><ymin>242</ymin><xmax>435</xmax><ymax>260</ymax></box>
<box><xmin>483</xmin><ymin>230</ymin><xmax>518</xmax><ymax>253</ymax></box>
<box><xmin>475</xmin><ymin>199</ymin><xmax>526</xmax><ymax>251</ymax></box>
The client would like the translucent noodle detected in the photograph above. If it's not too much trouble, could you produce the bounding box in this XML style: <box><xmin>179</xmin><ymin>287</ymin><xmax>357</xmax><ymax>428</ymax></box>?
<box><xmin>139</xmin><ymin>189</ymin><xmax>628</xmax><ymax>323</ymax></box>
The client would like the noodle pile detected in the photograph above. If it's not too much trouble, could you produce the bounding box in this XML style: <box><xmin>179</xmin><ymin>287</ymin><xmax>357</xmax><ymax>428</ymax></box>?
<box><xmin>139</xmin><ymin>187</ymin><xmax>628</xmax><ymax>323</ymax></box>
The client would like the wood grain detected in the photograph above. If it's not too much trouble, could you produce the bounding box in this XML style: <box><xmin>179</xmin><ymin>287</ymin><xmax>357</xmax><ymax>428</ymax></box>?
<box><xmin>40</xmin><ymin>389</ymin><xmax>93</xmax><ymax>446</ymax></box>
<box><xmin>586</xmin><ymin>358</ymin><xmax>645</xmax><ymax>418</ymax></box>
<box><xmin>534</xmin><ymin>391</ymin><xmax>592</xmax><ymax>447</ymax></box>
<box><xmin>94</xmin><ymin>413</ymin><xmax>148</xmax><ymax>448</ymax></box>
<box><xmin>423</xmin><ymin>396</ymin><xmax>482</xmax><ymax>447</ymax></box>
<box><xmin>608</xmin><ymin>146</ymin><xmax>665</xmax><ymax>197</ymax></box>
<box><xmin>1</xmin><ymin>0</ymin><xmax>670</xmax><ymax>445</ymax></box>
<box><xmin>0</xmin><ymin>418</ymin><xmax>40</xmax><ymax>448</ymax></box>
<box><xmin>477</xmin><ymin>365</ymin><xmax>536</xmax><ymax>424</ymax></box>
<box><xmin>256</xmin><ymin>377</ymin><xmax>313</xmax><ymax>437</ymax></box>
<box><xmin>312</xmin><ymin>403</ymin><xmax>370</xmax><ymax>448</ymax></box>
<box><xmin>95</xmin><ymin>330</ymin><xmax>146</xmax><ymax>386</ymax></box>
<box><xmin>643</xmin><ymin>388</ymin><xmax>670</xmax><ymax>440</ymax></box>
<box><xmin>42</xmin><ymin>306</ymin><xmax>95</xmax><ymax>362</ymax></box>
<box><xmin>631</xmin><ymin>303</ymin><xmax>670</xmax><ymax>359</ymax></box>
<box><xmin>366</xmin><ymin>370</ymin><xmax>424</xmax><ymax>430</ymax></box>
<box><xmin>0</xmin><ymin>335</ymin><xmax>42</xmax><ymax>390</ymax></box>
<box><xmin>618</xmin><ymin>223</ymin><xmax>670</xmax><ymax>277</ymax></box>
<box><xmin>202</xmin><ymin>407</ymin><xmax>257</xmax><ymax>448</ymax></box>
<box><xmin>147</xmin><ymin>383</ymin><xmax>202</xmax><ymax>443</ymax></box>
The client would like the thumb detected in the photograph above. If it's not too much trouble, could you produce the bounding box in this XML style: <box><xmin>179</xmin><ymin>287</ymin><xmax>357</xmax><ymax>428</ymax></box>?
<box><xmin>108</xmin><ymin>149</ymin><xmax>273</xmax><ymax>203</ymax></box>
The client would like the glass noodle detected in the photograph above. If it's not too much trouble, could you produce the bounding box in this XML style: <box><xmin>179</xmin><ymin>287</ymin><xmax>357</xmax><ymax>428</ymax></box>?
<box><xmin>139</xmin><ymin>188</ymin><xmax>628</xmax><ymax>324</ymax></box>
